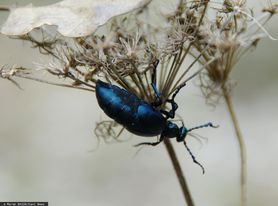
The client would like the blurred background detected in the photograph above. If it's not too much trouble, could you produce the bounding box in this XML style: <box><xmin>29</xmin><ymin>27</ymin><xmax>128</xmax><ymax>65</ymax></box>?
<box><xmin>0</xmin><ymin>0</ymin><xmax>277</xmax><ymax>205</ymax></box>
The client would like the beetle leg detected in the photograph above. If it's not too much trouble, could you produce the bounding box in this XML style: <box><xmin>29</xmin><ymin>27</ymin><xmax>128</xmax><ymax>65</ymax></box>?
<box><xmin>151</xmin><ymin>59</ymin><xmax>160</xmax><ymax>84</ymax></box>
<box><xmin>151</xmin><ymin>83</ymin><xmax>161</xmax><ymax>99</ymax></box>
<box><xmin>160</xmin><ymin>99</ymin><xmax>178</xmax><ymax>119</ymax></box>
<box><xmin>171</xmin><ymin>81</ymin><xmax>187</xmax><ymax>102</ymax></box>
<box><xmin>134</xmin><ymin>141</ymin><xmax>162</xmax><ymax>147</ymax></box>
<box><xmin>134</xmin><ymin>134</ymin><xmax>164</xmax><ymax>147</ymax></box>
<box><xmin>150</xmin><ymin>60</ymin><xmax>163</xmax><ymax>107</ymax></box>
<box><xmin>160</xmin><ymin>82</ymin><xmax>186</xmax><ymax>119</ymax></box>
<box><xmin>150</xmin><ymin>83</ymin><xmax>163</xmax><ymax>107</ymax></box>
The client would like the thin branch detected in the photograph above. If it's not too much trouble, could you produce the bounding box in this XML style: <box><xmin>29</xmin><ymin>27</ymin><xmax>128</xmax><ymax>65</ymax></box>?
<box><xmin>164</xmin><ymin>138</ymin><xmax>195</xmax><ymax>206</ymax></box>
<box><xmin>20</xmin><ymin>75</ymin><xmax>95</xmax><ymax>92</ymax></box>
<box><xmin>223</xmin><ymin>88</ymin><xmax>247</xmax><ymax>206</ymax></box>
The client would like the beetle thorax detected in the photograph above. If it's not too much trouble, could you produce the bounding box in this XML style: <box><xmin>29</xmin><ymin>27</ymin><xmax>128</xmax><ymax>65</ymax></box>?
<box><xmin>162</xmin><ymin>121</ymin><xmax>188</xmax><ymax>142</ymax></box>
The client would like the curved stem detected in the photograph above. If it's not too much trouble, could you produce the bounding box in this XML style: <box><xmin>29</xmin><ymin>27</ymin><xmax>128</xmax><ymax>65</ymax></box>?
<box><xmin>164</xmin><ymin>138</ymin><xmax>195</xmax><ymax>206</ymax></box>
<box><xmin>223</xmin><ymin>89</ymin><xmax>247</xmax><ymax>206</ymax></box>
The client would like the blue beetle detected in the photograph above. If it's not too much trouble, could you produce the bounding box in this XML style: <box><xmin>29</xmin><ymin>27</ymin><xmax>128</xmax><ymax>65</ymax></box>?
<box><xmin>95</xmin><ymin>72</ymin><xmax>217</xmax><ymax>173</ymax></box>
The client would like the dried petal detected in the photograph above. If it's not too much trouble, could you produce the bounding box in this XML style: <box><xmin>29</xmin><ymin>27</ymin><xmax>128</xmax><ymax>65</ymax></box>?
<box><xmin>1</xmin><ymin>0</ymin><xmax>151</xmax><ymax>37</ymax></box>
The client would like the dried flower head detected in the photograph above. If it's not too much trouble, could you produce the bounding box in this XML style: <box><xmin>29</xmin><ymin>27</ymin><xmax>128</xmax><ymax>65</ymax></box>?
<box><xmin>0</xmin><ymin>0</ymin><xmax>277</xmax><ymax>135</ymax></box>
<box><xmin>189</xmin><ymin>0</ymin><xmax>278</xmax><ymax>103</ymax></box>
<box><xmin>1</xmin><ymin>1</ymin><xmax>277</xmax><ymax>205</ymax></box>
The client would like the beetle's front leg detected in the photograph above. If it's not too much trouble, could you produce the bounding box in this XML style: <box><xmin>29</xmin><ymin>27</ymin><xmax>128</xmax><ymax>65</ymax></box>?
<box><xmin>160</xmin><ymin>99</ymin><xmax>178</xmax><ymax>119</ymax></box>
<box><xmin>160</xmin><ymin>81</ymin><xmax>187</xmax><ymax>119</ymax></box>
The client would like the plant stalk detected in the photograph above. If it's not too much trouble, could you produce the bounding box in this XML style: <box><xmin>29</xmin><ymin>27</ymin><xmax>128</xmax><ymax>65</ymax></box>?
<box><xmin>164</xmin><ymin>138</ymin><xmax>195</xmax><ymax>206</ymax></box>
<box><xmin>223</xmin><ymin>89</ymin><xmax>247</xmax><ymax>206</ymax></box>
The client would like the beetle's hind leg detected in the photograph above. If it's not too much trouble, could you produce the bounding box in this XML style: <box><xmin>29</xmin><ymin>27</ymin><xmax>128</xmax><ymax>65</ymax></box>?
<box><xmin>151</xmin><ymin>59</ymin><xmax>160</xmax><ymax>85</ymax></box>
<box><xmin>150</xmin><ymin>60</ymin><xmax>164</xmax><ymax>107</ymax></box>
<box><xmin>134</xmin><ymin>134</ymin><xmax>164</xmax><ymax>147</ymax></box>
<box><xmin>134</xmin><ymin>141</ymin><xmax>162</xmax><ymax>147</ymax></box>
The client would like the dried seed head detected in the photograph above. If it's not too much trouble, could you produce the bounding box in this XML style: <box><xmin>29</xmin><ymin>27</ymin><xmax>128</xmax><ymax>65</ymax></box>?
<box><xmin>190</xmin><ymin>0</ymin><xmax>278</xmax><ymax>103</ymax></box>
<box><xmin>1</xmin><ymin>0</ymin><xmax>276</xmax><ymax>108</ymax></box>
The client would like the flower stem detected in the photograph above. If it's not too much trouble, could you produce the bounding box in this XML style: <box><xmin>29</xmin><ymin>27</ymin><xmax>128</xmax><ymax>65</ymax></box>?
<box><xmin>223</xmin><ymin>88</ymin><xmax>247</xmax><ymax>206</ymax></box>
<box><xmin>164</xmin><ymin>138</ymin><xmax>195</xmax><ymax>206</ymax></box>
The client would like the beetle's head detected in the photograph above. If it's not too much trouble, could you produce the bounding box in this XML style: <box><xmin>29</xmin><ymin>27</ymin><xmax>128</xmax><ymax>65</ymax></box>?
<box><xmin>163</xmin><ymin>121</ymin><xmax>206</xmax><ymax>173</ymax></box>
<box><xmin>177</xmin><ymin>126</ymin><xmax>188</xmax><ymax>142</ymax></box>
<box><xmin>163</xmin><ymin>121</ymin><xmax>188</xmax><ymax>142</ymax></box>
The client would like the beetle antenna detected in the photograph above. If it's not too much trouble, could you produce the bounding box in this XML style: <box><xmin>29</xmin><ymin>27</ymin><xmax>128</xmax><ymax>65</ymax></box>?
<box><xmin>188</xmin><ymin>122</ymin><xmax>219</xmax><ymax>132</ymax></box>
<box><xmin>183</xmin><ymin>141</ymin><xmax>205</xmax><ymax>174</ymax></box>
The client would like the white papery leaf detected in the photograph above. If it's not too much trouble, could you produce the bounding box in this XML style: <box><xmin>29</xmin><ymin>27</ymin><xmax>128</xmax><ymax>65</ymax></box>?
<box><xmin>1</xmin><ymin>0</ymin><xmax>151</xmax><ymax>37</ymax></box>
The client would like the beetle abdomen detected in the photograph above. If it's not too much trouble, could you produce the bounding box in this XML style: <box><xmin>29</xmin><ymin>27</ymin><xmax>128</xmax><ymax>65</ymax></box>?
<box><xmin>96</xmin><ymin>80</ymin><xmax>166</xmax><ymax>137</ymax></box>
